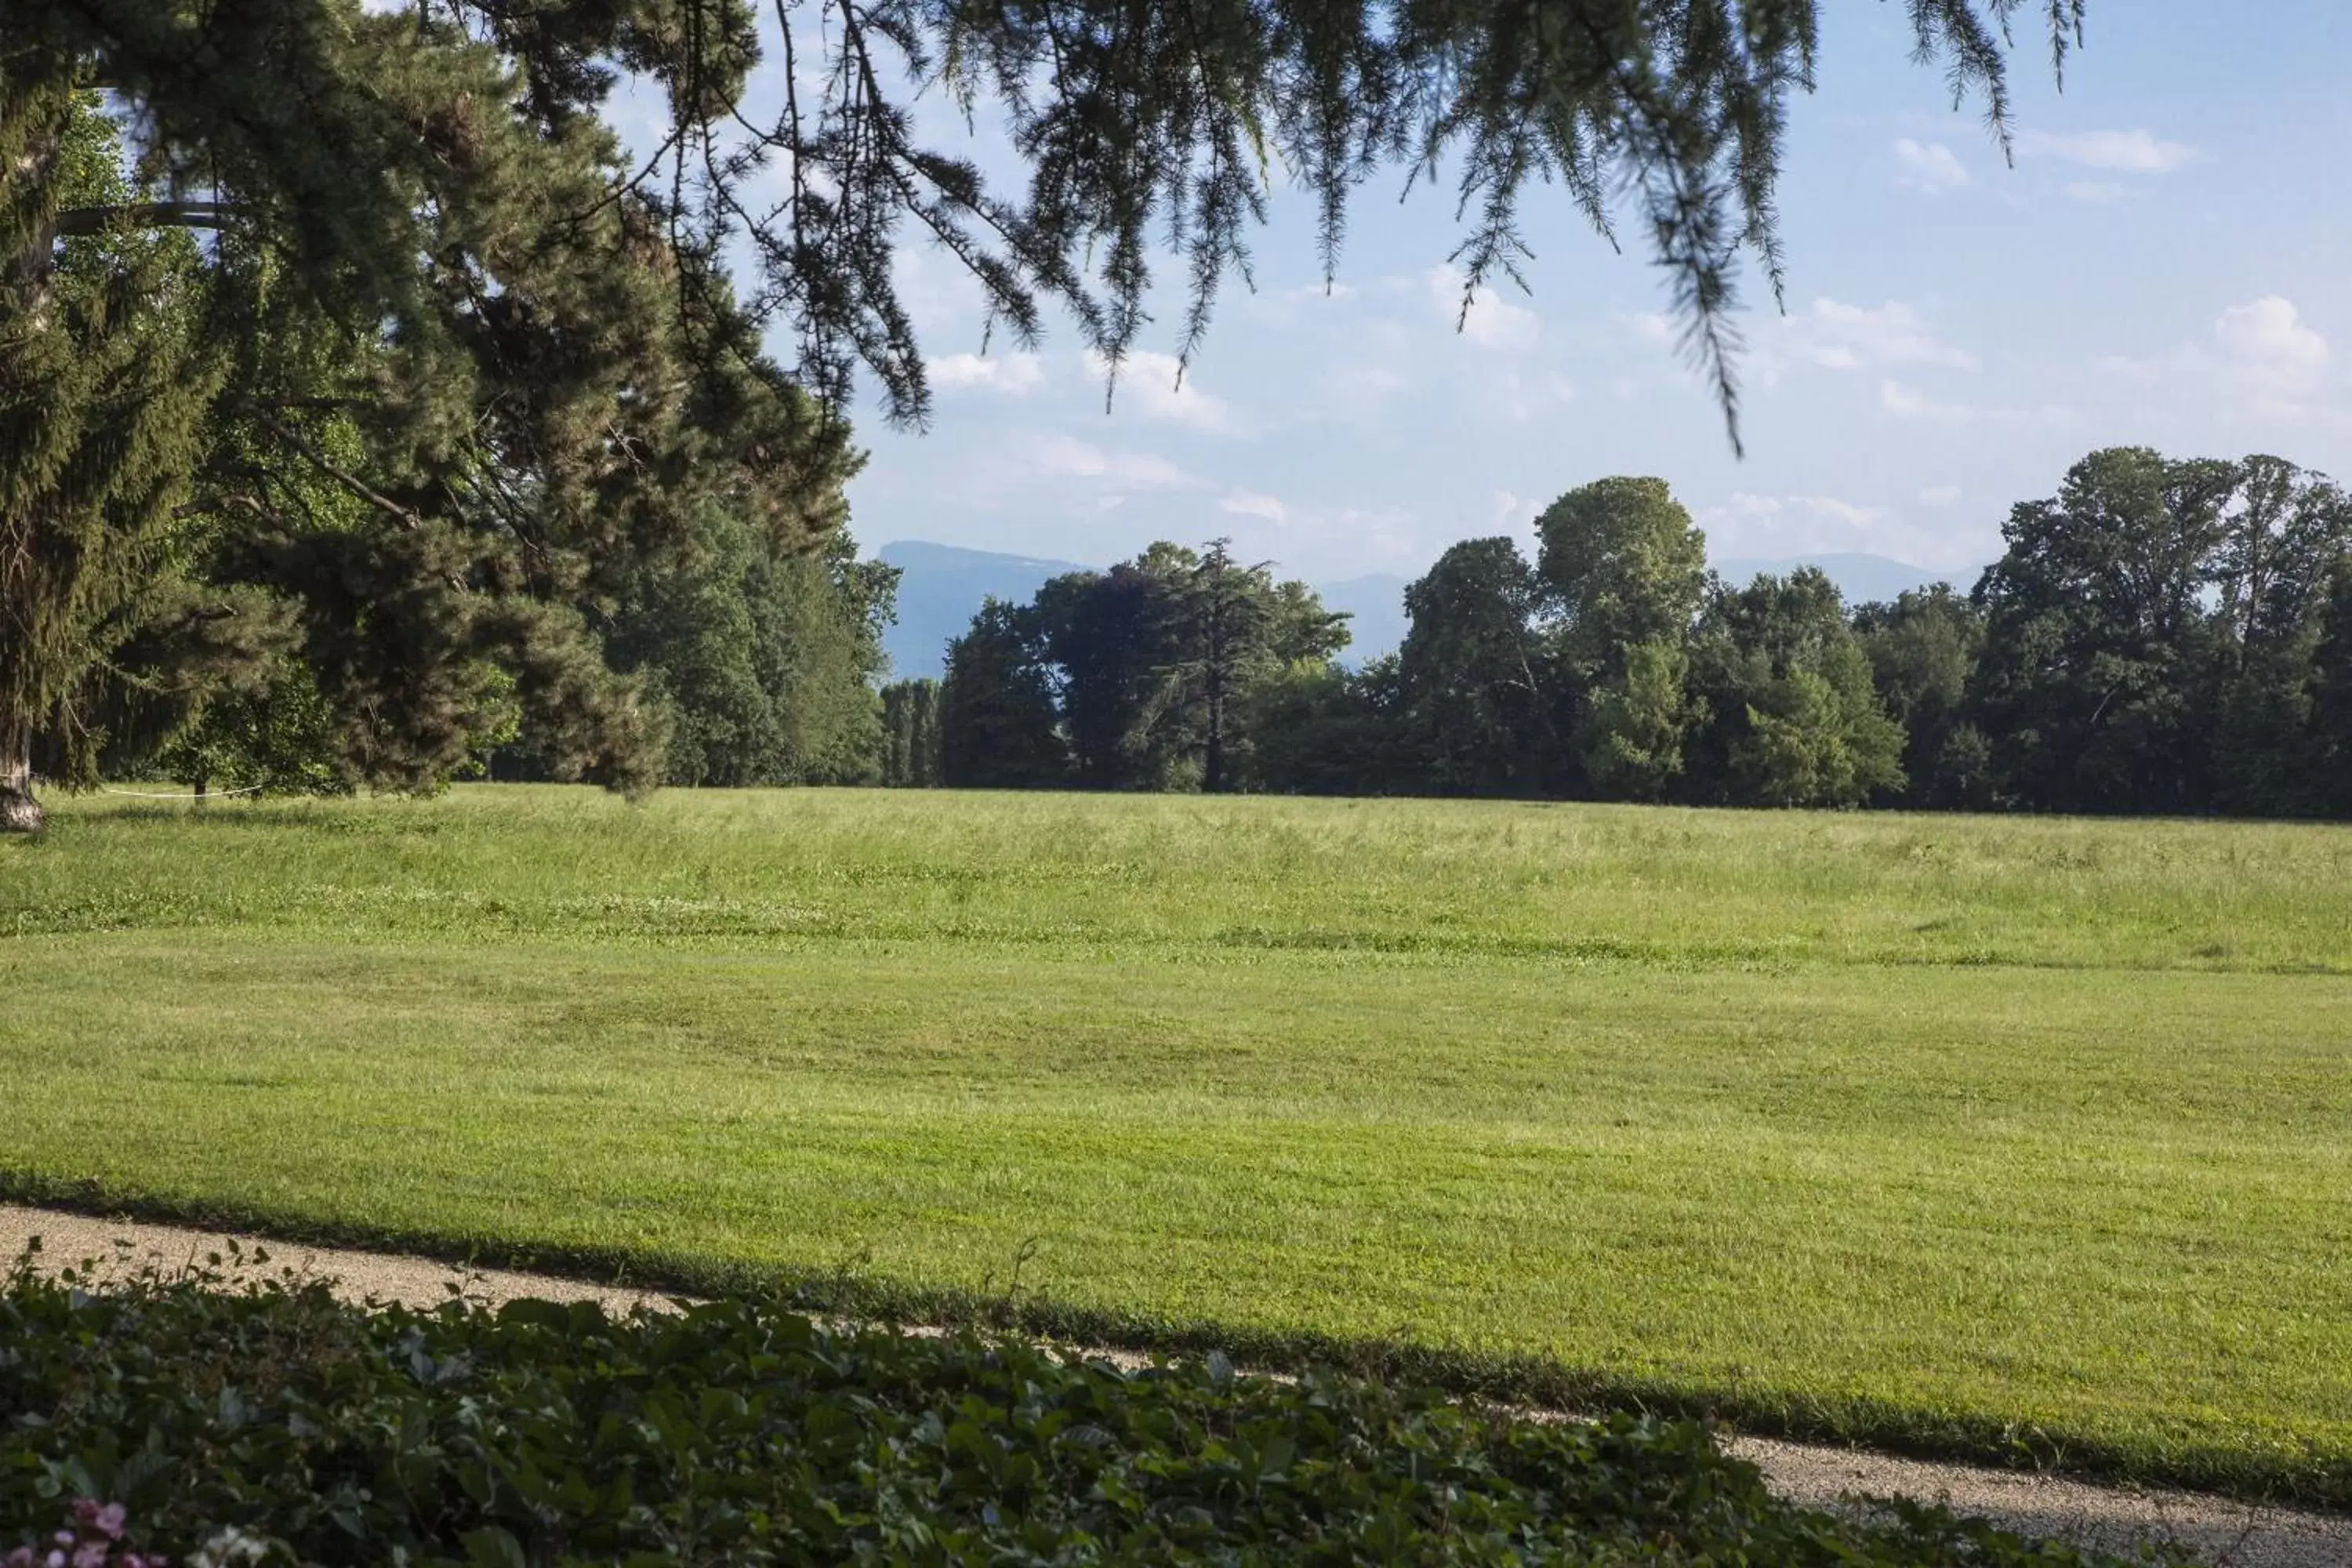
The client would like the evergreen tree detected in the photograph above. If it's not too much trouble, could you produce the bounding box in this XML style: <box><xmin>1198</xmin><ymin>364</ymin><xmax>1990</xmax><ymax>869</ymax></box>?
<box><xmin>0</xmin><ymin>85</ymin><xmax>242</xmax><ymax>830</ymax></box>
<box><xmin>1027</xmin><ymin>543</ymin><xmax>1344</xmax><ymax>792</ymax></box>
<box><xmin>2</xmin><ymin>14</ymin><xmax>859</xmax><ymax>827</ymax></box>
<box><xmin>1143</xmin><ymin>542</ymin><xmax>1350</xmax><ymax>793</ymax></box>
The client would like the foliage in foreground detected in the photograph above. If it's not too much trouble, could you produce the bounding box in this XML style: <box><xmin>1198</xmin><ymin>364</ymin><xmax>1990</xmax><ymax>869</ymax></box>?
<box><xmin>0</xmin><ymin>1246</ymin><xmax>2154</xmax><ymax>1568</ymax></box>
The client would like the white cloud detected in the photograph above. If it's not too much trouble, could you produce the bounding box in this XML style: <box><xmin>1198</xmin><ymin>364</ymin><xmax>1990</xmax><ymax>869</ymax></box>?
<box><xmin>927</xmin><ymin>351</ymin><xmax>1045</xmax><ymax>396</ymax></box>
<box><xmin>1878</xmin><ymin>379</ymin><xmax>2062</xmax><ymax>425</ymax></box>
<box><xmin>1918</xmin><ymin>485</ymin><xmax>1963</xmax><ymax>507</ymax></box>
<box><xmin>1220</xmin><ymin>491</ymin><xmax>1290</xmax><ymax>525</ymax></box>
<box><xmin>1703</xmin><ymin>493</ymin><xmax>1887</xmax><ymax>529</ymax></box>
<box><xmin>1490</xmin><ymin>490</ymin><xmax>1542</xmax><ymax>529</ymax></box>
<box><xmin>1893</xmin><ymin>139</ymin><xmax>1970</xmax><ymax>194</ymax></box>
<box><xmin>1697</xmin><ymin>492</ymin><xmax>1984</xmax><ymax>569</ymax></box>
<box><xmin>2062</xmin><ymin>180</ymin><xmax>2132</xmax><ymax>206</ymax></box>
<box><xmin>1086</xmin><ymin>350</ymin><xmax>1233</xmax><ymax>431</ymax></box>
<box><xmin>1791</xmin><ymin>495</ymin><xmax>1887</xmax><ymax>527</ymax></box>
<box><xmin>1426</xmin><ymin>265</ymin><xmax>1542</xmax><ymax>352</ymax></box>
<box><xmin>1027</xmin><ymin>434</ymin><xmax>1193</xmax><ymax>489</ymax></box>
<box><xmin>1775</xmin><ymin>299</ymin><xmax>1978</xmax><ymax>379</ymax></box>
<box><xmin>2099</xmin><ymin>297</ymin><xmax>2335</xmax><ymax>419</ymax></box>
<box><xmin>1713</xmin><ymin>492</ymin><xmax>1784</xmax><ymax>522</ymax></box>
<box><xmin>1621</xmin><ymin>311</ymin><xmax>1677</xmax><ymax>346</ymax></box>
<box><xmin>2016</xmin><ymin>129</ymin><xmax>2197</xmax><ymax>174</ymax></box>
<box><xmin>2214</xmin><ymin>296</ymin><xmax>2329</xmax><ymax>384</ymax></box>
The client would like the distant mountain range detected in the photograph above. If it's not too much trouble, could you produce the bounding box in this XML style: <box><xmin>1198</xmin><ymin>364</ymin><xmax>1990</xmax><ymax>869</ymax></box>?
<box><xmin>872</xmin><ymin>540</ymin><xmax>1973</xmax><ymax>681</ymax></box>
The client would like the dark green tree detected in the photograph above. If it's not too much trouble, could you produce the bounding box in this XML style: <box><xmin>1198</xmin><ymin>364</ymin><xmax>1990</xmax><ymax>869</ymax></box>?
<box><xmin>1391</xmin><ymin>537</ymin><xmax>1555</xmax><ymax>795</ymax></box>
<box><xmin>2</xmin><ymin>10</ymin><xmax>858</xmax><ymax>829</ymax></box>
<box><xmin>1688</xmin><ymin>568</ymin><xmax>1904</xmax><ymax>808</ymax></box>
<box><xmin>1028</xmin><ymin>543</ymin><xmax>1344</xmax><ymax>792</ymax></box>
<box><xmin>2310</xmin><ymin>562</ymin><xmax>2352</xmax><ymax>818</ymax></box>
<box><xmin>1240</xmin><ymin>659</ymin><xmax>1401</xmax><ymax>795</ymax></box>
<box><xmin>1853</xmin><ymin>583</ymin><xmax>1987</xmax><ymax>808</ymax></box>
<box><xmin>1145</xmin><ymin>542</ymin><xmax>1350</xmax><ymax>793</ymax></box>
<box><xmin>2199</xmin><ymin>457</ymin><xmax>2352</xmax><ymax>814</ymax></box>
<box><xmin>1968</xmin><ymin>448</ymin><xmax>2241</xmax><ymax>814</ymax></box>
<box><xmin>1581</xmin><ymin>637</ymin><xmax>1694</xmax><ymax>802</ymax></box>
<box><xmin>0</xmin><ymin>85</ymin><xmax>245</xmax><ymax>830</ymax></box>
<box><xmin>597</xmin><ymin>517</ymin><xmax>895</xmax><ymax>787</ymax></box>
<box><xmin>939</xmin><ymin>599</ymin><xmax>1067</xmax><ymax>788</ymax></box>
<box><xmin>1033</xmin><ymin>550</ymin><xmax>1196</xmax><ymax>789</ymax></box>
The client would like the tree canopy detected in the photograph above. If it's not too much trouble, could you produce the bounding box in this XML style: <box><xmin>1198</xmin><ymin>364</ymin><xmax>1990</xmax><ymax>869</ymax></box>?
<box><xmin>9</xmin><ymin>0</ymin><xmax>2093</xmax><ymax>440</ymax></box>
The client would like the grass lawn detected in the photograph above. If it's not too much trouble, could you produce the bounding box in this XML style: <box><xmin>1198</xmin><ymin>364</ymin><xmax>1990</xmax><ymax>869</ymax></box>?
<box><xmin>3</xmin><ymin>786</ymin><xmax>2348</xmax><ymax>1504</ymax></box>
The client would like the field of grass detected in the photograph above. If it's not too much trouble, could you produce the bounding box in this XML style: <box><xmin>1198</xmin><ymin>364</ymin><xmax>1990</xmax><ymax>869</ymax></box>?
<box><xmin>3</xmin><ymin>786</ymin><xmax>2349</xmax><ymax>1504</ymax></box>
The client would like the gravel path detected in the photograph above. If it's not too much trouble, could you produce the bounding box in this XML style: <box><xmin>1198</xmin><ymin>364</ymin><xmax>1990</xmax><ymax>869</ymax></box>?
<box><xmin>5</xmin><ymin>1204</ymin><xmax>2344</xmax><ymax>1568</ymax></box>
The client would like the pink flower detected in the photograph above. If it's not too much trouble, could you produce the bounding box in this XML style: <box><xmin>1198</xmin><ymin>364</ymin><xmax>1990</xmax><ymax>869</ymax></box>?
<box><xmin>72</xmin><ymin>1544</ymin><xmax>107</xmax><ymax>1568</ymax></box>
<box><xmin>65</xmin><ymin>1504</ymin><xmax>122</xmax><ymax>1545</ymax></box>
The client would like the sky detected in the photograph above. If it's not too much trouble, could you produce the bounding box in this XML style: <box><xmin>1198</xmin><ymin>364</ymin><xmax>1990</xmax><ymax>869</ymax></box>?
<box><xmin>808</xmin><ymin>1</ymin><xmax>2352</xmax><ymax>583</ymax></box>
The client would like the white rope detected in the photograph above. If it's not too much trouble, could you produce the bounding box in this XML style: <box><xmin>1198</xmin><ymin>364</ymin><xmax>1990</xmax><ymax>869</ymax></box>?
<box><xmin>102</xmin><ymin>785</ymin><xmax>268</xmax><ymax>799</ymax></box>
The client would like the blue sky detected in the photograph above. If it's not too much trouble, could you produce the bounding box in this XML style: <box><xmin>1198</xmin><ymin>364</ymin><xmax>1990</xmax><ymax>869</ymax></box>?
<box><xmin>817</xmin><ymin>2</ymin><xmax>2352</xmax><ymax>583</ymax></box>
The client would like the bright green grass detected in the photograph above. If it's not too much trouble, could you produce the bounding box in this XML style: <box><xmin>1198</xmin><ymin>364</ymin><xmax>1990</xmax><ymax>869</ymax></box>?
<box><xmin>3</xmin><ymin>788</ymin><xmax>2349</xmax><ymax>1504</ymax></box>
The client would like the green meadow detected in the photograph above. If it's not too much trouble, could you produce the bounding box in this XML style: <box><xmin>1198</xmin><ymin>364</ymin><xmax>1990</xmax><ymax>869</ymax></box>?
<box><xmin>3</xmin><ymin>787</ymin><xmax>2348</xmax><ymax>1503</ymax></box>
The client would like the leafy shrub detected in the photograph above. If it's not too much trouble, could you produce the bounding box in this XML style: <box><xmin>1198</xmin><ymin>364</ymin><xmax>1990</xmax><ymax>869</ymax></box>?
<box><xmin>1</xmin><ymin>1243</ymin><xmax>2154</xmax><ymax>1566</ymax></box>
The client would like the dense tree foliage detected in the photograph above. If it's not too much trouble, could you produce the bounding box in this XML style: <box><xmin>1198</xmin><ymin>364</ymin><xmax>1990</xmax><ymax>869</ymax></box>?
<box><xmin>939</xmin><ymin>600</ymin><xmax>1069</xmax><ymax>788</ymax></box>
<box><xmin>1392</xmin><ymin>539</ymin><xmax>1557</xmax><ymax>796</ymax></box>
<box><xmin>938</xmin><ymin>452</ymin><xmax>2352</xmax><ymax>818</ymax></box>
<box><xmin>1970</xmin><ymin>450</ymin><xmax>2352</xmax><ymax>816</ymax></box>
<box><xmin>2</xmin><ymin>28</ymin><xmax>866</xmax><ymax>826</ymax></box>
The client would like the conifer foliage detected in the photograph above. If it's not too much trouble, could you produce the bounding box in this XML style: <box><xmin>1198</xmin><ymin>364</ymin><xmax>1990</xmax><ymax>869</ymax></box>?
<box><xmin>14</xmin><ymin>0</ymin><xmax>2089</xmax><ymax>439</ymax></box>
<box><xmin>1</xmin><ymin>7</ymin><xmax>862</xmax><ymax>828</ymax></box>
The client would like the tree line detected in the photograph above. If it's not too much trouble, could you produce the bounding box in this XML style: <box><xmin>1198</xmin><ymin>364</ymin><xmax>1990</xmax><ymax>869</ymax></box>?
<box><xmin>888</xmin><ymin>452</ymin><xmax>2352</xmax><ymax>817</ymax></box>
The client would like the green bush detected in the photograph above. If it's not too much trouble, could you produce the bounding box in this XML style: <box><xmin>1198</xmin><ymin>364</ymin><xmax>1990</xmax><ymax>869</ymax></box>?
<box><xmin>1</xmin><ymin>1245</ymin><xmax>2154</xmax><ymax>1566</ymax></box>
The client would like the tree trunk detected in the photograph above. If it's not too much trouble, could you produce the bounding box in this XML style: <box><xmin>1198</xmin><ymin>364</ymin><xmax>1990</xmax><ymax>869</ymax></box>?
<box><xmin>0</xmin><ymin>734</ymin><xmax>42</xmax><ymax>833</ymax></box>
